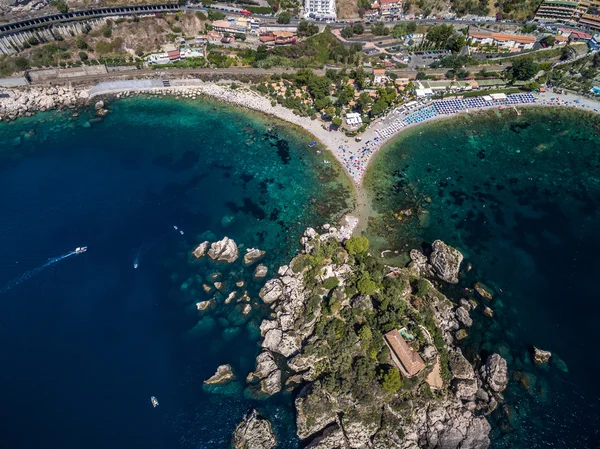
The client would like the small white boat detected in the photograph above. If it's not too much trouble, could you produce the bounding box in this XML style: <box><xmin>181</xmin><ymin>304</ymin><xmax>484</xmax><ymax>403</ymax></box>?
<box><xmin>75</xmin><ymin>247</ymin><xmax>87</xmax><ymax>254</ymax></box>
<box><xmin>173</xmin><ymin>226</ymin><xmax>178</xmax><ymax>230</ymax></box>
<box><xmin>179</xmin><ymin>230</ymin><xmax>184</xmax><ymax>235</ymax></box>
<box><xmin>151</xmin><ymin>396</ymin><xmax>159</xmax><ymax>407</ymax></box>
<box><xmin>133</xmin><ymin>262</ymin><xmax>139</xmax><ymax>269</ymax></box>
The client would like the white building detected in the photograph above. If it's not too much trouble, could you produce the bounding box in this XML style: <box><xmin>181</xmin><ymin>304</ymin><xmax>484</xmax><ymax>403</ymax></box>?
<box><xmin>345</xmin><ymin>112</ymin><xmax>363</xmax><ymax>127</ymax></box>
<box><xmin>146</xmin><ymin>52</ymin><xmax>171</xmax><ymax>65</ymax></box>
<box><xmin>304</xmin><ymin>0</ymin><xmax>336</xmax><ymax>20</ymax></box>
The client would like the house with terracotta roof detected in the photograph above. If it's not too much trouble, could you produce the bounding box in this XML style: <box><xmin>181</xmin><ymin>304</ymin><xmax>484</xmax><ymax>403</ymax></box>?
<box><xmin>569</xmin><ymin>30</ymin><xmax>593</xmax><ymax>41</ymax></box>
<box><xmin>384</xmin><ymin>330</ymin><xmax>426</xmax><ymax>378</ymax></box>
<box><xmin>373</xmin><ymin>68</ymin><xmax>388</xmax><ymax>84</ymax></box>
<box><xmin>469</xmin><ymin>30</ymin><xmax>536</xmax><ymax>51</ymax></box>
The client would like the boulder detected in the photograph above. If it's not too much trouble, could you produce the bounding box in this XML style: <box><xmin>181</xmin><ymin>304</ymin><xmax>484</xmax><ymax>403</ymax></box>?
<box><xmin>254</xmin><ymin>264</ymin><xmax>268</xmax><ymax>278</ymax></box>
<box><xmin>429</xmin><ymin>240</ymin><xmax>463</xmax><ymax>284</ymax></box>
<box><xmin>192</xmin><ymin>241</ymin><xmax>209</xmax><ymax>258</ymax></box>
<box><xmin>196</xmin><ymin>299</ymin><xmax>216</xmax><ymax>311</ymax></box>
<box><xmin>483</xmin><ymin>306</ymin><xmax>494</xmax><ymax>318</ymax></box>
<box><xmin>208</xmin><ymin>237</ymin><xmax>239</xmax><ymax>263</ymax></box>
<box><xmin>244</xmin><ymin>248</ymin><xmax>265</xmax><ymax>266</ymax></box>
<box><xmin>533</xmin><ymin>347</ymin><xmax>552</xmax><ymax>365</ymax></box>
<box><xmin>259</xmin><ymin>279</ymin><xmax>284</xmax><ymax>304</ymax></box>
<box><xmin>94</xmin><ymin>100</ymin><xmax>104</xmax><ymax>110</ymax></box>
<box><xmin>454</xmin><ymin>378</ymin><xmax>479</xmax><ymax>401</ymax></box>
<box><xmin>260</xmin><ymin>369</ymin><xmax>282</xmax><ymax>396</ymax></box>
<box><xmin>204</xmin><ymin>364</ymin><xmax>235</xmax><ymax>385</ymax></box>
<box><xmin>456</xmin><ymin>306</ymin><xmax>473</xmax><ymax>327</ymax></box>
<box><xmin>481</xmin><ymin>354</ymin><xmax>508</xmax><ymax>393</ymax></box>
<box><xmin>233</xmin><ymin>409</ymin><xmax>276</xmax><ymax>449</ymax></box>
<box><xmin>455</xmin><ymin>329</ymin><xmax>468</xmax><ymax>340</ymax></box>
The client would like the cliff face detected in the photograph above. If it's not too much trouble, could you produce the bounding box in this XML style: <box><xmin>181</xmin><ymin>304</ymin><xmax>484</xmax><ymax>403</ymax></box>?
<box><xmin>238</xmin><ymin>227</ymin><xmax>507</xmax><ymax>449</ymax></box>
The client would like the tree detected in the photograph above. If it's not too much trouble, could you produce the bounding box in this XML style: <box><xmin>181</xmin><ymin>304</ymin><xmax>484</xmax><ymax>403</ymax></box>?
<box><xmin>341</xmin><ymin>27</ymin><xmax>354</xmax><ymax>39</ymax></box>
<box><xmin>277</xmin><ymin>11</ymin><xmax>291</xmax><ymax>24</ymax></box>
<box><xmin>510</xmin><ymin>57</ymin><xmax>538</xmax><ymax>81</ymax></box>
<box><xmin>426</xmin><ymin>24</ymin><xmax>454</xmax><ymax>47</ymax></box>
<box><xmin>416</xmin><ymin>71</ymin><xmax>427</xmax><ymax>80</ymax></box>
<box><xmin>371</xmin><ymin>97</ymin><xmax>389</xmax><ymax>116</ymax></box>
<box><xmin>445</xmin><ymin>34</ymin><xmax>466</xmax><ymax>53</ymax></box>
<box><xmin>352</xmin><ymin>23</ymin><xmax>365</xmax><ymax>35</ymax></box>
<box><xmin>406</xmin><ymin>21</ymin><xmax>417</xmax><ymax>33</ymax></box>
<box><xmin>371</xmin><ymin>22</ymin><xmax>389</xmax><ymax>36</ymax></box>
<box><xmin>256</xmin><ymin>45</ymin><xmax>269</xmax><ymax>61</ymax></box>
<box><xmin>381</xmin><ymin>366</ymin><xmax>404</xmax><ymax>392</ymax></box>
<box><xmin>78</xmin><ymin>51</ymin><xmax>88</xmax><ymax>61</ymax></box>
<box><xmin>345</xmin><ymin>236</ymin><xmax>369</xmax><ymax>255</ymax></box>
<box><xmin>358</xmin><ymin>325</ymin><xmax>372</xmax><ymax>341</ymax></box>
<box><xmin>357</xmin><ymin>92</ymin><xmax>372</xmax><ymax>111</ymax></box>
<box><xmin>523</xmin><ymin>80</ymin><xmax>540</xmax><ymax>90</ymax></box>
<box><xmin>358</xmin><ymin>276</ymin><xmax>378</xmax><ymax>295</ymax></box>
<box><xmin>540</xmin><ymin>35</ymin><xmax>556</xmax><ymax>47</ymax></box>
<box><xmin>323</xmin><ymin>276</ymin><xmax>340</xmax><ymax>289</ymax></box>
<box><xmin>332</xmin><ymin>117</ymin><xmax>343</xmax><ymax>127</ymax></box>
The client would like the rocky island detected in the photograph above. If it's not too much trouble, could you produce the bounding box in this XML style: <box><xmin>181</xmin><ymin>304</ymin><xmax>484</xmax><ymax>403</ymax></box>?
<box><xmin>230</xmin><ymin>226</ymin><xmax>507</xmax><ymax>448</ymax></box>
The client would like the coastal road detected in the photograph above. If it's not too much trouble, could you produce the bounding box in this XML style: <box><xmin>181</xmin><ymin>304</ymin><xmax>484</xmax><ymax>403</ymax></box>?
<box><xmin>28</xmin><ymin>67</ymin><xmax>326</xmax><ymax>86</ymax></box>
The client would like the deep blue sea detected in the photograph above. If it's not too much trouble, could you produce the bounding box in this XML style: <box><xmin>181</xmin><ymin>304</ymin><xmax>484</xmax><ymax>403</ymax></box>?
<box><xmin>365</xmin><ymin>107</ymin><xmax>600</xmax><ymax>448</ymax></box>
<box><xmin>0</xmin><ymin>98</ymin><xmax>351</xmax><ymax>449</ymax></box>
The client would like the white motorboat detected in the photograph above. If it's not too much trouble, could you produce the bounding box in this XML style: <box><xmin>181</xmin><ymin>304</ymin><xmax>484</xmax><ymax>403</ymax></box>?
<box><xmin>151</xmin><ymin>396</ymin><xmax>159</xmax><ymax>407</ymax></box>
<box><xmin>75</xmin><ymin>247</ymin><xmax>87</xmax><ymax>254</ymax></box>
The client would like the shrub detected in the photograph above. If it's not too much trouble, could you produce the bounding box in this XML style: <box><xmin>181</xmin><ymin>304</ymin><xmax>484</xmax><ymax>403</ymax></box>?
<box><xmin>76</xmin><ymin>37</ymin><xmax>88</xmax><ymax>50</ymax></box>
<box><xmin>323</xmin><ymin>277</ymin><xmax>340</xmax><ymax>290</ymax></box>
<box><xmin>103</xmin><ymin>27</ymin><xmax>112</xmax><ymax>38</ymax></box>
<box><xmin>78</xmin><ymin>52</ymin><xmax>88</xmax><ymax>61</ymax></box>
<box><xmin>345</xmin><ymin>236</ymin><xmax>369</xmax><ymax>255</ymax></box>
<box><xmin>196</xmin><ymin>11</ymin><xmax>207</xmax><ymax>20</ymax></box>
<box><xmin>277</xmin><ymin>11</ymin><xmax>291</xmax><ymax>24</ymax></box>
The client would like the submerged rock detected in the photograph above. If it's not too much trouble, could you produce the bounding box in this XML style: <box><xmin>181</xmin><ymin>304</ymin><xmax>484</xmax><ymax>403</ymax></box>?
<box><xmin>533</xmin><ymin>347</ymin><xmax>552</xmax><ymax>365</ymax></box>
<box><xmin>196</xmin><ymin>299</ymin><xmax>216</xmax><ymax>311</ymax></box>
<box><xmin>474</xmin><ymin>282</ymin><xmax>494</xmax><ymax>301</ymax></box>
<box><xmin>208</xmin><ymin>237</ymin><xmax>239</xmax><ymax>263</ymax></box>
<box><xmin>430</xmin><ymin>240</ymin><xmax>463</xmax><ymax>284</ymax></box>
<box><xmin>244</xmin><ymin>248</ymin><xmax>265</xmax><ymax>266</ymax></box>
<box><xmin>192</xmin><ymin>241</ymin><xmax>209</xmax><ymax>258</ymax></box>
<box><xmin>233</xmin><ymin>409</ymin><xmax>276</xmax><ymax>449</ymax></box>
<box><xmin>205</xmin><ymin>364</ymin><xmax>236</xmax><ymax>385</ymax></box>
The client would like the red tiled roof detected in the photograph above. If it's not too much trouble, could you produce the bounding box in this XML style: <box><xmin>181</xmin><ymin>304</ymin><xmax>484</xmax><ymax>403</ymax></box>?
<box><xmin>384</xmin><ymin>330</ymin><xmax>425</xmax><ymax>378</ymax></box>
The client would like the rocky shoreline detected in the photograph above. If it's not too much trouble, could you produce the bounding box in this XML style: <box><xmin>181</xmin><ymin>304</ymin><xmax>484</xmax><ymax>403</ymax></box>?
<box><xmin>221</xmin><ymin>226</ymin><xmax>509</xmax><ymax>448</ymax></box>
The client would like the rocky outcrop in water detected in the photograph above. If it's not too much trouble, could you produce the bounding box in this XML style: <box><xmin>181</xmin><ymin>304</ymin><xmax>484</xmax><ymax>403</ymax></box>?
<box><xmin>430</xmin><ymin>240</ymin><xmax>463</xmax><ymax>284</ymax></box>
<box><xmin>204</xmin><ymin>364</ymin><xmax>235</xmax><ymax>385</ymax></box>
<box><xmin>192</xmin><ymin>241</ymin><xmax>209</xmax><ymax>258</ymax></box>
<box><xmin>233</xmin><ymin>409</ymin><xmax>276</xmax><ymax>449</ymax></box>
<box><xmin>481</xmin><ymin>354</ymin><xmax>508</xmax><ymax>393</ymax></box>
<box><xmin>409</xmin><ymin>240</ymin><xmax>463</xmax><ymax>284</ymax></box>
<box><xmin>533</xmin><ymin>347</ymin><xmax>552</xmax><ymax>365</ymax></box>
<box><xmin>254</xmin><ymin>264</ymin><xmax>268</xmax><ymax>278</ymax></box>
<box><xmin>247</xmin><ymin>350</ymin><xmax>281</xmax><ymax>396</ymax></box>
<box><xmin>208</xmin><ymin>237</ymin><xmax>239</xmax><ymax>263</ymax></box>
<box><xmin>243</xmin><ymin>248</ymin><xmax>265</xmax><ymax>266</ymax></box>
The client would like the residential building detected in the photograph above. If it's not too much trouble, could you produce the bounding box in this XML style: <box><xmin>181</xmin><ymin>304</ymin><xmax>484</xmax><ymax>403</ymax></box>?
<box><xmin>589</xmin><ymin>33</ymin><xmax>600</xmax><ymax>48</ymax></box>
<box><xmin>373</xmin><ymin>68</ymin><xmax>388</xmax><ymax>84</ymax></box>
<box><xmin>469</xmin><ymin>30</ymin><xmax>536</xmax><ymax>51</ymax></box>
<box><xmin>534</xmin><ymin>0</ymin><xmax>580</xmax><ymax>24</ymax></box>
<box><xmin>208</xmin><ymin>31</ymin><xmax>222</xmax><ymax>43</ymax></box>
<box><xmin>146</xmin><ymin>52</ymin><xmax>170</xmax><ymax>65</ymax></box>
<box><xmin>180</xmin><ymin>46</ymin><xmax>204</xmax><ymax>58</ymax></box>
<box><xmin>380</xmin><ymin>0</ymin><xmax>401</xmax><ymax>18</ymax></box>
<box><xmin>365</xmin><ymin>9</ymin><xmax>379</xmax><ymax>20</ymax></box>
<box><xmin>578</xmin><ymin>12</ymin><xmax>600</xmax><ymax>30</ymax></box>
<box><xmin>304</xmin><ymin>0</ymin><xmax>336</xmax><ymax>20</ymax></box>
<box><xmin>384</xmin><ymin>330</ymin><xmax>425</xmax><ymax>378</ymax></box>
<box><xmin>569</xmin><ymin>29</ymin><xmax>593</xmax><ymax>40</ymax></box>
<box><xmin>211</xmin><ymin>19</ymin><xmax>246</xmax><ymax>35</ymax></box>
<box><xmin>260</xmin><ymin>30</ymin><xmax>297</xmax><ymax>45</ymax></box>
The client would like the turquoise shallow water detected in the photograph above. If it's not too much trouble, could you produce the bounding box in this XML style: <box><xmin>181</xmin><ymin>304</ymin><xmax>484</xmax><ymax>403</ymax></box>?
<box><xmin>365</xmin><ymin>107</ymin><xmax>600</xmax><ymax>448</ymax></box>
<box><xmin>0</xmin><ymin>97</ymin><xmax>352</xmax><ymax>449</ymax></box>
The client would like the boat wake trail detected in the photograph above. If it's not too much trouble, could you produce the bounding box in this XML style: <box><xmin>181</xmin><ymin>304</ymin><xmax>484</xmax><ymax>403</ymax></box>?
<box><xmin>0</xmin><ymin>248</ymin><xmax>84</xmax><ymax>294</ymax></box>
